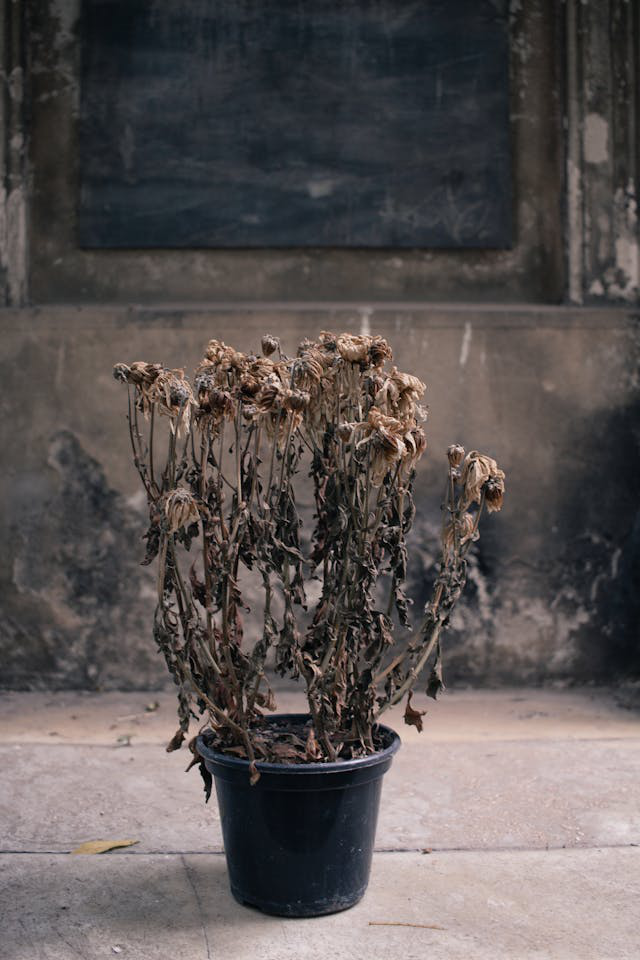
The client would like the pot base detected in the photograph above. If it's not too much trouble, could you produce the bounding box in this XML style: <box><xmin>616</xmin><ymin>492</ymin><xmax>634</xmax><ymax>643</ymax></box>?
<box><xmin>230</xmin><ymin>884</ymin><xmax>367</xmax><ymax>918</ymax></box>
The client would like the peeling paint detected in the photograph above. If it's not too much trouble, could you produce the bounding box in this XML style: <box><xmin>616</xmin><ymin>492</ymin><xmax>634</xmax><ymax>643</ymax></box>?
<box><xmin>566</xmin><ymin>159</ymin><xmax>583</xmax><ymax>304</ymax></box>
<box><xmin>584</xmin><ymin>113</ymin><xmax>609</xmax><ymax>165</ymax></box>
<box><xmin>591</xmin><ymin>181</ymin><xmax>639</xmax><ymax>302</ymax></box>
<box><xmin>459</xmin><ymin>321</ymin><xmax>472</xmax><ymax>367</ymax></box>
<box><xmin>610</xmin><ymin>181</ymin><xmax>639</xmax><ymax>300</ymax></box>
<box><xmin>0</xmin><ymin>185</ymin><xmax>28</xmax><ymax>306</ymax></box>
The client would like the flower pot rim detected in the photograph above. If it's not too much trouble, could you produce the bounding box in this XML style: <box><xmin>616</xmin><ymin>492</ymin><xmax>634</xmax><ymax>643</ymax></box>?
<box><xmin>196</xmin><ymin>712</ymin><xmax>401</xmax><ymax>776</ymax></box>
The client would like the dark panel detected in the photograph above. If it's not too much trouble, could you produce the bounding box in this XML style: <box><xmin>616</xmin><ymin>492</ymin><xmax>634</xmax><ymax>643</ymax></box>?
<box><xmin>78</xmin><ymin>0</ymin><xmax>512</xmax><ymax>248</ymax></box>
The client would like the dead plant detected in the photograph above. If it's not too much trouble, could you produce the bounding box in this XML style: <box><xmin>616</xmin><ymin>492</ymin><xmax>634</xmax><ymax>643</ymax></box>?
<box><xmin>114</xmin><ymin>333</ymin><xmax>505</xmax><ymax>783</ymax></box>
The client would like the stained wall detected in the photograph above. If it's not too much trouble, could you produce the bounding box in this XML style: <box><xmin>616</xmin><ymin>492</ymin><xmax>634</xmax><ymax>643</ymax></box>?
<box><xmin>0</xmin><ymin>0</ymin><xmax>637</xmax><ymax>689</ymax></box>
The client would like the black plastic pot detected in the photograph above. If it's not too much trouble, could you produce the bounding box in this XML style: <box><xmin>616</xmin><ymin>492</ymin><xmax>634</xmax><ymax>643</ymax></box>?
<box><xmin>197</xmin><ymin>715</ymin><xmax>400</xmax><ymax>917</ymax></box>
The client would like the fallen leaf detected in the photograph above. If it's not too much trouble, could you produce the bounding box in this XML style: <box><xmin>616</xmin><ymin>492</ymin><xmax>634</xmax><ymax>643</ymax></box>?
<box><xmin>71</xmin><ymin>839</ymin><xmax>139</xmax><ymax>855</ymax></box>
<box><xmin>116</xmin><ymin>734</ymin><xmax>132</xmax><ymax>747</ymax></box>
<box><xmin>421</xmin><ymin>847</ymin><xmax>433</xmax><ymax>854</ymax></box>
<box><xmin>145</xmin><ymin>701</ymin><xmax>160</xmax><ymax>713</ymax></box>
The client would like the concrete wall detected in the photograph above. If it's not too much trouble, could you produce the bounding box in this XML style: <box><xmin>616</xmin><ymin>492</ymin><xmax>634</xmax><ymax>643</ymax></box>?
<box><xmin>1</xmin><ymin>305</ymin><xmax>638</xmax><ymax>690</ymax></box>
<box><xmin>0</xmin><ymin>1</ymin><xmax>638</xmax><ymax>689</ymax></box>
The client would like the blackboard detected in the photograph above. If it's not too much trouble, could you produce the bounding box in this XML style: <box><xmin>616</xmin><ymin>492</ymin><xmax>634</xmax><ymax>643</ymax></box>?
<box><xmin>78</xmin><ymin>0</ymin><xmax>512</xmax><ymax>248</ymax></box>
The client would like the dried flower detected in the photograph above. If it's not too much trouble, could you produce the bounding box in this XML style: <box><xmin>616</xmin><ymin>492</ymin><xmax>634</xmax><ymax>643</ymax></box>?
<box><xmin>148</xmin><ymin>369</ymin><xmax>194</xmax><ymax>433</ymax></box>
<box><xmin>443</xmin><ymin>512</ymin><xmax>475</xmax><ymax>553</ymax></box>
<box><xmin>361</xmin><ymin>408</ymin><xmax>408</xmax><ymax>485</ymax></box>
<box><xmin>336</xmin><ymin>333</ymin><xmax>371</xmax><ymax>364</ymax></box>
<box><xmin>113</xmin><ymin>361</ymin><xmax>162</xmax><ymax>387</ymax></box>
<box><xmin>283</xmin><ymin>389</ymin><xmax>309</xmax><ymax>413</ymax></box>
<box><xmin>484</xmin><ymin>475</ymin><xmax>506</xmax><ymax>513</ymax></box>
<box><xmin>205</xmin><ymin>388</ymin><xmax>236</xmax><ymax>426</ymax></box>
<box><xmin>460</xmin><ymin>451</ymin><xmax>505</xmax><ymax>508</ymax></box>
<box><xmin>447</xmin><ymin>444</ymin><xmax>465</xmax><ymax>467</ymax></box>
<box><xmin>292</xmin><ymin>349</ymin><xmax>325</xmax><ymax>389</ymax></box>
<box><xmin>113</xmin><ymin>362</ymin><xmax>130</xmax><ymax>383</ymax></box>
<box><xmin>255</xmin><ymin>375</ymin><xmax>285</xmax><ymax>414</ymax></box>
<box><xmin>368</xmin><ymin>336</ymin><xmax>393</xmax><ymax>367</ymax></box>
<box><xmin>165</xmin><ymin>489</ymin><xmax>199</xmax><ymax>533</ymax></box>
<box><xmin>334</xmin><ymin>333</ymin><xmax>393</xmax><ymax>367</ymax></box>
<box><xmin>402</xmin><ymin>425</ymin><xmax>427</xmax><ymax>473</ymax></box>
<box><xmin>261</xmin><ymin>334</ymin><xmax>279</xmax><ymax>357</ymax></box>
<box><xmin>374</xmin><ymin>366</ymin><xmax>426</xmax><ymax>425</ymax></box>
<box><xmin>115</xmin><ymin>362</ymin><xmax>194</xmax><ymax>432</ymax></box>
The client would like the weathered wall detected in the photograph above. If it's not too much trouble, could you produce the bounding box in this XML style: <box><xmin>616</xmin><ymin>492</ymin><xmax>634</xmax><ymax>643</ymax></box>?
<box><xmin>0</xmin><ymin>305</ymin><xmax>638</xmax><ymax>690</ymax></box>
<box><xmin>565</xmin><ymin>0</ymin><xmax>639</xmax><ymax>304</ymax></box>
<box><xmin>0</xmin><ymin>1</ymin><xmax>638</xmax><ymax>689</ymax></box>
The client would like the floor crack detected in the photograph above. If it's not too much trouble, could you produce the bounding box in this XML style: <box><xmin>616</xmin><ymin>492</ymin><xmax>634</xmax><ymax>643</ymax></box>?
<box><xmin>180</xmin><ymin>853</ymin><xmax>212</xmax><ymax>960</ymax></box>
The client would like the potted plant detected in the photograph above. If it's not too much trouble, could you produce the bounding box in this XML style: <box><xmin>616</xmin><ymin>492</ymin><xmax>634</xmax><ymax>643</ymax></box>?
<box><xmin>113</xmin><ymin>331</ymin><xmax>505</xmax><ymax>917</ymax></box>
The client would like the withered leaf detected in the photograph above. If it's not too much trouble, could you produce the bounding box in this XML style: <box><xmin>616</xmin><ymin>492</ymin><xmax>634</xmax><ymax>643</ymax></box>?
<box><xmin>270</xmin><ymin>742</ymin><xmax>302</xmax><ymax>761</ymax></box>
<box><xmin>403</xmin><ymin>692</ymin><xmax>426</xmax><ymax>732</ymax></box>
<box><xmin>166</xmin><ymin>728</ymin><xmax>186</xmax><ymax>752</ymax></box>
<box><xmin>305</xmin><ymin>726</ymin><xmax>322</xmax><ymax>761</ymax></box>
<box><xmin>249</xmin><ymin>761</ymin><xmax>261</xmax><ymax>786</ymax></box>
<box><xmin>199</xmin><ymin>761</ymin><xmax>213</xmax><ymax>803</ymax></box>
<box><xmin>426</xmin><ymin>649</ymin><xmax>446</xmax><ymax>700</ymax></box>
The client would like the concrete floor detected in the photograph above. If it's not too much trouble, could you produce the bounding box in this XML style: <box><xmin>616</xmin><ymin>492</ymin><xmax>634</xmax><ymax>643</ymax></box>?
<box><xmin>1</xmin><ymin>687</ymin><xmax>639</xmax><ymax>959</ymax></box>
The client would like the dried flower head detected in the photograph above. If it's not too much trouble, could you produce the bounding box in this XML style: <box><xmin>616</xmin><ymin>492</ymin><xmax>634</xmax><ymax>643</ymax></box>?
<box><xmin>255</xmin><ymin>375</ymin><xmax>286</xmax><ymax>414</ymax></box>
<box><xmin>484</xmin><ymin>475</ymin><xmax>506</xmax><ymax>513</ymax></box>
<box><xmin>361</xmin><ymin>408</ymin><xmax>408</xmax><ymax>485</ymax></box>
<box><xmin>374</xmin><ymin>366</ymin><xmax>427</xmax><ymax>425</ymax></box>
<box><xmin>113</xmin><ymin>361</ymin><xmax>163</xmax><ymax>387</ymax></box>
<box><xmin>402</xmin><ymin>425</ymin><xmax>427</xmax><ymax>473</ymax></box>
<box><xmin>114</xmin><ymin>362</ymin><xmax>194</xmax><ymax>432</ymax></box>
<box><xmin>261</xmin><ymin>334</ymin><xmax>279</xmax><ymax>357</ymax></box>
<box><xmin>292</xmin><ymin>349</ymin><xmax>325</xmax><ymax>390</ymax></box>
<box><xmin>113</xmin><ymin>362</ymin><xmax>130</xmax><ymax>383</ymax></box>
<box><xmin>460</xmin><ymin>451</ymin><xmax>506</xmax><ymax>508</ymax></box>
<box><xmin>202</xmin><ymin>340</ymin><xmax>249</xmax><ymax>385</ymax></box>
<box><xmin>447</xmin><ymin>444</ymin><xmax>465</xmax><ymax>468</ymax></box>
<box><xmin>368</xmin><ymin>336</ymin><xmax>393</xmax><ymax>367</ymax></box>
<box><xmin>165</xmin><ymin>489</ymin><xmax>199</xmax><ymax>533</ymax></box>
<box><xmin>336</xmin><ymin>333</ymin><xmax>370</xmax><ymax>364</ymax></box>
<box><xmin>334</xmin><ymin>333</ymin><xmax>392</xmax><ymax>367</ymax></box>
<box><xmin>148</xmin><ymin>369</ymin><xmax>195</xmax><ymax>433</ymax></box>
<box><xmin>283</xmin><ymin>389</ymin><xmax>310</xmax><ymax>413</ymax></box>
